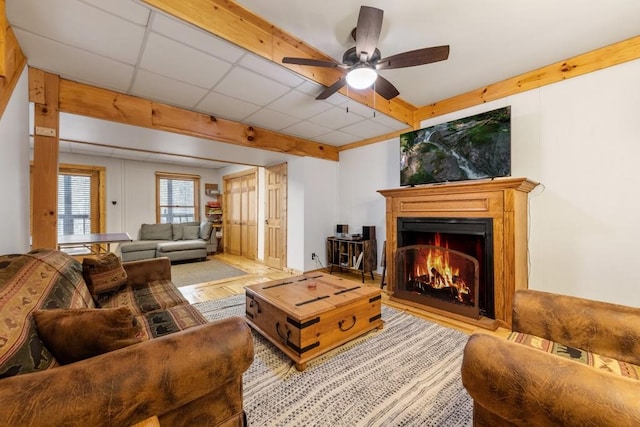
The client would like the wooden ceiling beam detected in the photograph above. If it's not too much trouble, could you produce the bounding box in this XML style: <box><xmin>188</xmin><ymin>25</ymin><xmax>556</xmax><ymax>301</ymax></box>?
<box><xmin>141</xmin><ymin>0</ymin><xmax>416</xmax><ymax>126</ymax></box>
<box><xmin>415</xmin><ymin>35</ymin><xmax>640</xmax><ymax>122</ymax></box>
<box><xmin>56</xmin><ymin>76</ymin><xmax>338</xmax><ymax>161</ymax></box>
<box><xmin>0</xmin><ymin>0</ymin><xmax>26</xmax><ymax>117</ymax></box>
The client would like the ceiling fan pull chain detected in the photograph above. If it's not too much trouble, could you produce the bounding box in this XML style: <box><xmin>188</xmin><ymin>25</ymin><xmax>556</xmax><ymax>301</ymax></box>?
<box><xmin>373</xmin><ymin>81</ymin><xmax>376</xmax><ymax>118</ymax></box>
<box><xmin>346</xmin><ymin>84</ymin><xmax>350</xmax><ymax>113</ymax></box>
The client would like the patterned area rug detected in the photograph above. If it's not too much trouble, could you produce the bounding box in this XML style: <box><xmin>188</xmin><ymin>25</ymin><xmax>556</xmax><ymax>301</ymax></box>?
<box><xmin>193</xmin><ymin>295</ymin><xmax>472</xmax><ymax>427</ymax></box>
<box><xmin>170</xmin><ymin>258</ymin><xmax>247</xmax><ymax>287</ymax></box>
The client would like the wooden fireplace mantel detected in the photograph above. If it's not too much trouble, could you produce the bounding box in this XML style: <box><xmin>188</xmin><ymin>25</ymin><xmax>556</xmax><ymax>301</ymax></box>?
<box><xmin>378</xmin><ymin>177</ymin><xmax>539</xmax><ymax>328</ymax></box>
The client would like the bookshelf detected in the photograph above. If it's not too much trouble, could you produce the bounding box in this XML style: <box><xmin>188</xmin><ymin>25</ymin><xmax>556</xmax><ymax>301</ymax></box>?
<box><xmin>326</xmin><ymin>234</ymin><xmax>376</xmax><ymax>283</ymax></box>
<box><xmin>205</xmin><ymin>184</ymin><xmax>223</xmax><ymax>253</ymax></box>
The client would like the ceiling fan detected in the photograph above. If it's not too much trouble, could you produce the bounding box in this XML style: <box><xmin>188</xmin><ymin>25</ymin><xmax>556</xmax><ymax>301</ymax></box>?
<box><xmin>282</xmin><ymin>6</ymin><xmax>450</xmax><ymax>101</ymax></box>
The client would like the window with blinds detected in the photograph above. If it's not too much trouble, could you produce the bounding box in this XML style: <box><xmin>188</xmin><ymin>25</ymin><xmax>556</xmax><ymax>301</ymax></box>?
<box><xmin>156</xmin><ymin>173</ymin><xmax>200</xmax><ymax>224</ymax></box>
<box><xmin>58</xmin><ymin>174</ymin><xmax>91</xmax><ymax>235</ymax></box>
<box><xmin>30</xmin><ymin>164</ymin><xmax>104</xmax><ymax>239</ymax></box>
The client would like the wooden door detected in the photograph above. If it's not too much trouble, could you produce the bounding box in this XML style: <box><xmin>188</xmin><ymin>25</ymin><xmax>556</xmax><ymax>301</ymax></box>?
<box><xmin>241</xmin><ymin>172</ymin><xmax>257</xmax><ymax>260</ymax></box>
<box><xmin>224</xmin><ymin>176</ymin><xmax>242</xmax><ymax>255</ymax></box>
<box><xmin>264</xmin><ymin>163</ymin><xmax>287</xmax><ymax>269</ymax></box>
<box><xmin>223</xmin><ymin>168</ymin><xmax>257</xmax><ymax>259</ymax></box>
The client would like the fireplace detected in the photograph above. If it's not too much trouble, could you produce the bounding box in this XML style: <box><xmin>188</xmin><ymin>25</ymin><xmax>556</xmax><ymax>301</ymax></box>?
<box><xmin>378</xmin><ymin>177</ymin><xmax>539</xmax><ymax>328</ymax></box>
<box><xmin>395</xmin><ymin>217</ymin><xmax>493</xmax><ymax>319</ymax></box>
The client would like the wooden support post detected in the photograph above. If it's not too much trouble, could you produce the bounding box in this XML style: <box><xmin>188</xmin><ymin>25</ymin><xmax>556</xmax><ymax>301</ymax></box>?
<box><xmin>30</xmin><ymin>68</ymin><xmax>60</xmax><ymax>250</ymax></box>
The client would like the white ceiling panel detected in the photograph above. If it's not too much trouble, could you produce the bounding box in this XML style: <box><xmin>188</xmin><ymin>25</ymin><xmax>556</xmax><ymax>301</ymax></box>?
<box><xmin>238</xmin><ymin>55</ymin><xmax>305</xmax><ymax>88</ymax></box>
<box><xmin>197</xmin><ymin>92</ymin><xmax>262</xmax><ymax>121</ymax></box>
<box><xmin>244</xmin><ymin>108</ymin><xmax>301</xmax><ymax>131</ymax></box>
<box><xmin>308</xmin><ymin>105</ymin><xmax>365</xmax><ymax>129</ymax></box>
<box><xmin>150</xmin><ymin>12</ymin><xmax>246</xmax><ymax>63</ymax></box>
<box><xmin>82</xmin><ymin>0</ymin><xmax>151</xmax><ymax>26</ymax></box>
<box><xmin>14</xmin><ymin>29</ymin><xmax>134</xmax><ymax>92</ymax></box>
<box><xmin>140</xmin><ymin>32</ymin><xmax>233</xmax><ymax>89</ymax></box>
<box><xmin>7</xmin><ymin>0</ymin><xmax>146</xmax><ymax>64</ymax></box>
<box><xmin>214</xmin><ymin>67</ymin><xmax>291</xmax><ymax>105</ymax></box>
<box><xmin>313</xmin><ymin>130</ymin><xmax>360</xmax><ymax>146</ymax></box>
<box><xmin>267</xmin><ymin>90</ymin><xmax>333</xmax><ymax>120</ymax></box>
<box><xmin>131</xmin><ymin>69</ymin><xmax>208</xmax><ymax>109</ymax></box>
<box><xmin>371</xmin><ymin>114</ymin><xmax>411</xmax><ymax>131</ymax></box>
<box><xmin>282</xmin><ymin>120</ymin><xmax>332</xmax><ymax>139</ymax></box>
<box><xmin>341</xmin><ymin>118</ymin><xmax>399</xmax><ymax>139</ymax></box>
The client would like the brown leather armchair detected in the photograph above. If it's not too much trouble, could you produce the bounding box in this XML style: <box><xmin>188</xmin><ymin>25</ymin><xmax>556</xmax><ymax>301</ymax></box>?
<box><xmin>461</xmin><ymin>289</ymin><xmax>640</xmax><ymax>427</ymax></box>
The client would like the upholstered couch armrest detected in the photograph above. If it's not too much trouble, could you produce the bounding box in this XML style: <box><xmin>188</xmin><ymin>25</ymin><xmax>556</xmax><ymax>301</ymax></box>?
<box><xmin>512</xmin><ymin>289</ymin><xmax>640</xmax><ymax>365</ymax></box>
<box><xmin>462</xmin><ymin>333</ymin><xmax>640</xmax><ymax>427</ymax></box>
<box><xmin>123</xmin><ymin>256</ymin><xmax>172</xmax><ymax>284</ymax></box>
<box><xmin>0</xmin><ymin>316</ymin><xmax>254</xmax><ymax>426</ymax></box>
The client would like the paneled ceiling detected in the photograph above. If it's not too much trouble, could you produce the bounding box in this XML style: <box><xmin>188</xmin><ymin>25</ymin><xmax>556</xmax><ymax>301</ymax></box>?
<box><xmin>8</xmin><ymin>0</ymin><xmax>640</xmax><ymax>169</ymax></box>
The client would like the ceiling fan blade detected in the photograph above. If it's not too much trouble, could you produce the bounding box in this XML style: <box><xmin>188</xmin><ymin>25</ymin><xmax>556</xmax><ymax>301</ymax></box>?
<box><xmin>355</xmin><ymin>6</ymin><xmax>383</xmax><ymax>62</ymax></box>
<box><xmin>316</xmin><ymin>78</ymin><xmax>347</xmax><ymax>100</ymax></box>
<box><xmin>282</xmin><ymin>57</ymin><xmax>340</xmax><ymax>68</ymax></box>
<box><xmin>374</xmin><ymin>75</ymin><xmax>400</xmax><ymax>100</ymax></box>
<box><xmin>376</xmin><ymin>45</ymin><xmax>450</xmax><ymax>70</ymax></box>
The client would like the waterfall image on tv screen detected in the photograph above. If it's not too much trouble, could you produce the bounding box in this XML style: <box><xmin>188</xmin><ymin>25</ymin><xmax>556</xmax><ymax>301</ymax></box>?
<box><xmin>400</xmin><ymin>106</ymin><xmax>511</xmax><ymax>186</ymax></box>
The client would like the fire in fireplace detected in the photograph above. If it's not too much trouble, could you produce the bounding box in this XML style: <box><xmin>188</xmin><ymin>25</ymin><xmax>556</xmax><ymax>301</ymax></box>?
<box><xmin>395</xmin><ymin>218</ymin><xmax>494</xmax><ymax>319</ymax></box>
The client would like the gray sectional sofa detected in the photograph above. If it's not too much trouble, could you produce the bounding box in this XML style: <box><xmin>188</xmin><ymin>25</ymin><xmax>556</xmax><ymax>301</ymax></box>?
<box><xmin>119</xmin><ymin>222</ymin><xmax>217</xmax><ymax>262</ymax></box>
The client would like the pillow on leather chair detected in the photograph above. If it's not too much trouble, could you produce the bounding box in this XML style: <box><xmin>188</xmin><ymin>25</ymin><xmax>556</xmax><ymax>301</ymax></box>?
<box><xmin>82</xmin><ymin>252</ymin><xmax>127</xmax><ymax>296</ymax></box>
<box><xmin>33</xmin><ymin>307</ymin><xmax>143</xmax><ymax>365</ymax></box>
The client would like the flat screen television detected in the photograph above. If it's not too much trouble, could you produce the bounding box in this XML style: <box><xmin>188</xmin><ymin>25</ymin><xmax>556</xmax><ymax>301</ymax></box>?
<box><xmin>400</xmin><ymin>106</ymin><xmax>511</xmax><ymax>186</ymax></box>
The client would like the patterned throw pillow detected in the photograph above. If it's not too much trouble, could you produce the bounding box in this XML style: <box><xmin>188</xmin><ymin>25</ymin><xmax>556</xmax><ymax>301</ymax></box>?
<box><xmin>82</xmin><ymin>253</ymin><xmax>128</xmax><ymax>296</ymax></box>
<box><xmin>33</xmin><ymin>307</ymin><xmax>143</xmax><ymax>365</ymax></box>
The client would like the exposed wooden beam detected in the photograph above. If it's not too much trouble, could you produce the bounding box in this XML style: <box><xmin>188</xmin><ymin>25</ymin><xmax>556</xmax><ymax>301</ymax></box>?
<box><xmin>0</xmin><ymin>0</ymin><xmax>27</xmax><ymax>118</ymax></box>
<box><xmin>415</xmin><ymin>35</ymin><xmax>640</xmax><ymax>122</ymax></box>
<box><xmin>30</xmin><ymin>69</ymin><xmax>60</xmax><ymax>250</ymax></box>
<box><xmin>57</xmin><ymin>76</ymin><xmax>339</xmax><ymax>161</ymax></box>
<box><xmin>0</xmin><ymin>0</ymin><xmax>6</xmax><ymax>78</ymax></box>
<box><xmin>337</xmin><ymin>127</ymin><xmax>413</xmax><ymax>153</ymax></box>
<box><xmin>140</xmin><ymin>0</ymin><xmax>416</xmax><ymax>126</ymax></box>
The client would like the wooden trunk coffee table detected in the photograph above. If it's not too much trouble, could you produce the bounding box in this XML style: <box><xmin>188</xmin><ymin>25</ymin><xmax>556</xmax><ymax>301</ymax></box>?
<box><xmin>245</xmin><ymin>273</ymin><xmax>383</xmax><ymax>371</ymax></box>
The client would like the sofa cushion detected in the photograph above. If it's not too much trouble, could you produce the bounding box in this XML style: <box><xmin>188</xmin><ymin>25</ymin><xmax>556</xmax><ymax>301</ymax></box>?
<box><xmin>172</xmin><ymin>224</ymin><xmax>183</xmax><ymax>240</ymax></box>
<box><xmin>200</xmin><ymin>221</ymin><xmax>213</xmax><ymax>240</ymax></box>
<box><xmin>182</xmin><ymin>225</ymin><xmax>200</xmax><ymax>240</ymax></box>
<box><xmin>96</xmin><ymin>279</ymin><xmax>189</xmax><ymax>315</ymax></box>
<box><xmin>0</xmin><ymin>250</ymin><xmax>94</xmax><ymax>378</ymax></box>
<box><xmin>140</xmin><ymin>223</ymin><xmax>173</xmax><ymax>240</ymax></box>
<box><xmin>119</xmin><ymin>240</ymin><xmax>163</xmax><ymax>253</ymax></box>
<box><xmin>135</xmin><ymin>304</ymin><xmax>207</xmax><ymax>340</ymax></box>
<box><xmin>156</xmin><ymin>240</ymin><xmax>207</xmax><ymax>254</ymax></box>
<box><xmin>507</xmin><ymin>332</ymin><xmax>640</xmax><ymax>379</ymax></box>
<box><xmin>33</xmin><ymin>307</ymin><xmax>143</xmax><ymax>365</ymax></box>
<box><xmin>82</xmin><ymin>253</ymin><xmax>128</xmax><ymax>296</ymax></box>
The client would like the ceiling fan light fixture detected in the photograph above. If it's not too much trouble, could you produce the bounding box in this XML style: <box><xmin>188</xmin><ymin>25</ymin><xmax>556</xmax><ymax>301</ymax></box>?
<box><xmin>345</xmin><ymin>66</ymin><xmax>377</xmax><ymax>89</ymax></box>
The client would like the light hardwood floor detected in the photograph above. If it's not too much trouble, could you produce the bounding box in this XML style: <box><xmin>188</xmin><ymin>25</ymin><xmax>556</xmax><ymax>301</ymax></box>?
<box><xmin>178</xmin><ymin>253</ymin><xmax>478</xmax><ymax>334</ymax></box>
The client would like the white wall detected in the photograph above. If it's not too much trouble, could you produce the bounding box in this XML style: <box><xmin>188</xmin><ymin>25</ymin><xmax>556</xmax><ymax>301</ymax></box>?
<box><xmin>286</xmin><ymin>157</ymin><xmax>338</xmax><ymax>272</ymax></box>
<box><xmin>339</xmin><ymin>58</ymin><xmax>640</xmax><ymax>307</ymax></box>
<box><xmin>303</xmin><ymin>157</ymin><xmax>339</xmax><ymax>272</ymax></box>
<box><xmin>58</xmin><ymin>152</ymin><xmax>220</xmax><ymax>242</ymax></box>
<box><xmin>0</xmin><ymin>68</ymin><xmax>30</xmax><ymax>254</ymax></box>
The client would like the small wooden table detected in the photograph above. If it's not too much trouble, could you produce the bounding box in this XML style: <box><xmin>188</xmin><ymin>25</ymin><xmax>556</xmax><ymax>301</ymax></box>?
<box><xmin>245</xmin><ymin>273</ymin><xmax>383</xmax><ymax>370</ymax></box>
<box><xmin>57</xmin><ymin>232</ymin><xmax>133</xmax><ymax>255</ymax></box>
